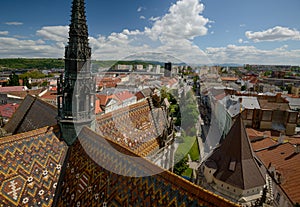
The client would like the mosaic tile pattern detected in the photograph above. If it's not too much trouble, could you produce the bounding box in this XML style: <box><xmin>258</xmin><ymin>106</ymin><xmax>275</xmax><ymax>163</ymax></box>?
<box><xmin>4</xmin><ymin>95</ymin><xmax>57</xmax><ymax>134</ymax></box>
<box><xmin>0</xmin><ymin>126</ymin><xmax>68</xmax><ymax>206</ymax></box>
<box><xmin>96</xmin><ymin>100</ymin><xmax>169</xmax><ymax>156</ymax></box>
<box><xmin>55</xmin><ymin>127</ymin><xmax>238</xmax><ymax>207</ymax></box>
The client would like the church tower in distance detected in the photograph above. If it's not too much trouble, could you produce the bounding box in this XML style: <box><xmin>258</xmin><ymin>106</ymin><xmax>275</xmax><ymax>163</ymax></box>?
<box><xmin>57</xmin><ymin>0</ymin><xmax>95</xmax><ymax>146</ymax></box>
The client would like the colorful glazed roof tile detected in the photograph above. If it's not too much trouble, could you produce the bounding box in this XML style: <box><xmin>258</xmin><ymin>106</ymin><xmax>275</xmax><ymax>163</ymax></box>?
<box><xmin>0</xmin><ymin>125</ymin><xmax>68</xmax><ymax>206</ymax></box>
<box><xmin>54</xmin><ymin>127</ymin><xmax>238</xmax><ymax>207</ymax></box>
<box><xmin>4</xmin><ymin>95</ymin><xmax>57</xmax><ymax>134</ymax></box>
<box><xmin>96</xmin><ymin>100</ymin><xmax>163</xmax><ymax>156</ymax></box>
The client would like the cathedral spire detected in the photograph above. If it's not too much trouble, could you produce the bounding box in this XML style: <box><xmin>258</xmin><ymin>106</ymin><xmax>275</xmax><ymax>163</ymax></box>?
<box><xmin>57</xmin><ymin>0</ymin><xmax>95</xmax><ymax>146</ymax></box>
<box><xmin>65</xmin><ymin>0</ymin><xmax>91</xmax><ymax>74</ymax></box>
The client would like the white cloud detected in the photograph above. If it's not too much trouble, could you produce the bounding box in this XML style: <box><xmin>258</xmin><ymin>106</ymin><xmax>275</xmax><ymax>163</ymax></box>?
<box><xmin>0</xmin><ymin>37</ymin><xmax>63</xmax><ymax>58</ymax></box>
<box><xmin>5</xmin><ymin>22</ymin><xmax>23</xmax><ymax>26</ymax></box>
<box><xmin>1</xmin><ymin>0</ymin><xmax>299</xmax><ymax>65</ymax></box>
<box><xmin>240</xmin><ymin>24</ymin><xmax>246</xmax><ymax>27</ymax></box>
<box><xmin>205</xmin><ymin>44</ymin><xmax>300</xmax><ymax>65</ymax></box>
<box><xmin>145</xmin><ymin>0</ymin><xmax>209</xmax><ymax>42</ymax></box>
<box><xmin>140</xmin><ymin>16</ymin><xmax>146</xmax><ymax>20</ymax></box>
<box><xmin>36</xmin><ymin>26</ymin><xmax>69</xmax><ymax>42</ymax></box>
<box><xmin>137</xmin><ymin>6</ymin><xmax>144</xmax><ymax>12</ymax></box>
<box><xmin>0</xmin><ymin>31</ymin><xmax>9</xmax><ymax>35</ymax></box>
<box><xmin>149</xmin><ymin>16</ymin><xmax>160</xmax><ymax>22</ymax></box>
<box><xmin>246</xmin><ymin>26</ymin><xmax>300</xmax><ymax>42</ymax></box>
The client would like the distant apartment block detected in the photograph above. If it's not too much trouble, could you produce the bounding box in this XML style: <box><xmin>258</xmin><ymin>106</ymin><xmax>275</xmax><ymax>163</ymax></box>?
<box><xmin>291</xmin><ymin>85</ymin><xmax>300</xmax><ymax>96</ymax></box>
<box><xmin>134</xmin><ymin>64</ymin><xmax>143</xmax><ymax>70</ymax></box>
<box><xmin>114</xmin><ymin>64</ymin><xmax>133</xmax><ymax>71</ymax></box>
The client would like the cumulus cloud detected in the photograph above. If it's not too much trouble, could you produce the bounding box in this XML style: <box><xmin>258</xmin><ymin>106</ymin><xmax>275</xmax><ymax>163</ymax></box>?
<box><xmin>140</xmin><ymin>16</ymin><xmax>146</xmax><ymax>20</ymax></box>
<box><xmin>246</xmin><ymin>26</ymin><xmax>300</xmax><ymax>42</ymax></box>
<box><xmin>149</xmin><ymin>16</ymin><xmax>160</xmax><ymax>22</ymax></box>
<box><xmin>0</xmin><ymin>31</ymin><xmax>9</xmax><ymax>35</ymax></box>
<box><xmin>2</xmin><ymin>0</ymin><xmax>299</xmax><ymax>65</ymax></box>
<box><xmin>5</xmin><ymin>22</ymin><xmax>23</xmax><ymax>26</ymax></box>
<box><xmin>205</xmin><ymin>44</ymin><xmax>300</xmax><ymax>65</ymax></box>
<box><xmin>145</xmin><ymin>0</ymin><xmax>209</xmax><ymax>42</ymax></box>
<box><xmin>0</xmin><ymin>37</ymin><xmax>63</xmax><ymax>58</ymax></box>
<box><xmin>36</xmin><ymin>26</ymin><xmax>69</xmax><ymax>42</ymax></box>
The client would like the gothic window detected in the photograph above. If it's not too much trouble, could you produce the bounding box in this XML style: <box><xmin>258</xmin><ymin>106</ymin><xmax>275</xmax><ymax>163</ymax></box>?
<box><xmin>79</xmin><ymin>86</ymin><xmax>90</xmax><ymax>112</ymax></box>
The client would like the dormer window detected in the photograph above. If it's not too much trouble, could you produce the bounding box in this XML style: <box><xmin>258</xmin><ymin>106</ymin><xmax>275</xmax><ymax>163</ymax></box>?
<box><xmin>229</xmin><ymin>159</ymin><xmax>236</xmax><ymax>171</ymax></box>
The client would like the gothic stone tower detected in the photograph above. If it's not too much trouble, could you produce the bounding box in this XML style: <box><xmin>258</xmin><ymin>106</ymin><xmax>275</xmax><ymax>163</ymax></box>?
<box><xmin>57</xmin><ymin>0</ymin><xmax>95</xmax><ymax>145</ymax></box>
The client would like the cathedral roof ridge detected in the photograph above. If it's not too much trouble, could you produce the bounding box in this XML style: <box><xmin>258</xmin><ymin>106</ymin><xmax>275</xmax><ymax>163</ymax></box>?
<box><xmin>0</xmin><ymin>125</ymin><xmax>58</xmax><ymax>144</ymax></box>
<box><xmin>76</xmin><ymin>126</ymin><xmax>239</xmax><ymax>207</ymax></box>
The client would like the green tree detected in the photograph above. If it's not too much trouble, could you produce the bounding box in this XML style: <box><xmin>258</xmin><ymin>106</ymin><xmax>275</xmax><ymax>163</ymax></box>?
<box><xmin>22</xmin><ymin>77</ymin><xmax>31</xmax><ymax>89</ymax></box>
<box><xmin>7</xmin><ymin>72</ymin><xmax>20</xmax><ymax>86</ymax></box>
<box><xmin>19</xmin><ymin>70</ymin><xmax>47</xmax><ymax>79</ymax></box>
<box><xmin>173</xmin><ymin>153</ymin><xmax>188</xmax><ymax>176</ymax></box>
<box><xmin>180</xmin><ymin>90</ymin><xmax>199</xmax><ymax>134</ymax></box>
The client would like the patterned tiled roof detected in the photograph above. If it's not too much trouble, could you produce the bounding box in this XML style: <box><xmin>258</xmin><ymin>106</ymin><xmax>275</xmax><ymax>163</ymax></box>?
<box><xmin>0</xmin><ymin>125</ymin><xmax>68</xmax><ymax>206</ymax></box>
<box><xmin>55</xmin><ymin>127</ymin><xmax>238</xmax><ymax>207</ymax></box>
<box><xmin>4</xmin><ymin>95</ymin><xmax>57</xmax><ymax>134</ymax></box>
<box><xmin>96</xmin><ymin>100</ymin><xmax>165</xmax><ymax>156</ymax></box>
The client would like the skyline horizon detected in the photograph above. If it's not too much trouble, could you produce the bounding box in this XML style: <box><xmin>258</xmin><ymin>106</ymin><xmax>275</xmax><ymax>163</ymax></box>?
<box><xmin>0</xmin><ymin>0</ymin><xmax>300</xmax><ymax>65</ymax></box>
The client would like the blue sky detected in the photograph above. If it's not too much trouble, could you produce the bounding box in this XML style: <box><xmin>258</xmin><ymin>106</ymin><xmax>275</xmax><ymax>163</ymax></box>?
<box><xmin>0</xmin><ymin>0</ymin><xmax>300</xmax><ymax>65</ymax></box>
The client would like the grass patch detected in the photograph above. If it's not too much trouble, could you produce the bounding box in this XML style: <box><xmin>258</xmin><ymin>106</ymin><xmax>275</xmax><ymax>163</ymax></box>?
<box><xmin>176</xmin><ymin>136</ymin><xmax>196</xmax><ymax>157</ymax></box>
<box><xmin>182</xmin><ymin>168</ymin><xmax>193</xmax><ymax>178</ymax></box>
<box><xmin>175</xmin><ymin>136</ymin><xmax>200</xmax><ymax>161</ymax></box>
<box><xmin>189</xmin><ymin>139</ymin><xmax>200</xmax><ymax>161</ymax></box>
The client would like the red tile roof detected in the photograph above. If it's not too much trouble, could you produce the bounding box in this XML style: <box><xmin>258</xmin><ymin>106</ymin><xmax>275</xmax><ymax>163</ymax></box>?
<box><xmin>0</xmin><ymin>103</ymin><xmax>19</xmax><ymax>118</ymax></box>
<box><xmin>96</xmin><ymin>94</ymin><xmax>119</xmax><ymax>106</ymax></box>
<box><xmin>221</xmin><ymin>77</ymin><xmax>238</xmax><ymax>81</ymax></box>
<box><xmin>255</xmin><ymin>142</ymin><xmax>300</xmax><ymax>204</ymax></box>
<box><xmin>246</xmin><ymin>128</ymin><xmax>271</xmax><ymax>142</ymax></box>
<box><xmin>114</xmin><ymin>90</ymin><xmax>134</xmax><ymax>101</ymax></box>
<box><xmin>40</xmin><ymin>90</ymin><xmax>57</xmax><ymax>100</ymax></box>
<box><xmin>3</xmin><ymin>89</ymin><xmax>44</xmax><ymax>98</ymax></box>
<box><xmin>0</xmin><ymin>86</ymin><xmax>27</xmax><ymax>93</ymax></box>
<box><xmin>97</xmin><ymin>77</ymin><xmax>121</xmax><ymax>88</ymax></box>
<box><xmin>251</xmin><ymin>138</ymin><xmax>277</xmax><ymax>152</ymax></box>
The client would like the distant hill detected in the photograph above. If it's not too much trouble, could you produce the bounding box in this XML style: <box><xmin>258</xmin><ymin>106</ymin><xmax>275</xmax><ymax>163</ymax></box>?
<box><xmin>0</xmin><ymin>58</ymin><xmax>189</xmax><ymax>71</ymax></box>
<box><xmin>0</xmin><ymin>58</ymin><xmax>64</xmax><ymax>70</ymax></box>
